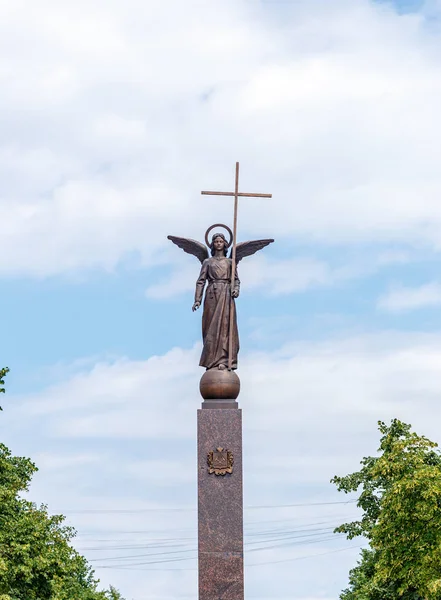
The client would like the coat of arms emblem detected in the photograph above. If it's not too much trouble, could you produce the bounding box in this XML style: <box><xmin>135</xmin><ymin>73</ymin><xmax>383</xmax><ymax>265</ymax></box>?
<box><xmin>207</xmin><ymin>447</ymin><xmax>234</xmax><ymax>476</ymax></box>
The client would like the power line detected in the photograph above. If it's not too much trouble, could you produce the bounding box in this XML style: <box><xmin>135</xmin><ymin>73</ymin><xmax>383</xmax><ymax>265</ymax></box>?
<box><xmin>86</xmin><ymin>529</ymin><xmax>345</xmax><ymax>562</ymax></box>
<box><xmin>249</xmin><ymin>543</ymin><xmax>363</xmax><ymax>567</ymax></box>
<box><xmin>61</xmin><ymin>499</ymin><xmax>357</xmax><ymax>514</ymax></box>
<box><xmin>92</xmin><ymin>532</ymin><xmax>349</xmax><ymax>568</ymax></box>
<box><xmin>247</xmin><ymin>500</ymin><xmax>357</xmax><ymax>510</ymax></box>
<box><xmin>77</xmin><ymin>520</ymin><xmax>350</xmax><ymax>553</ymax></box>
<box><xmin>94</xmin><ymin>543</ymin><xmax>362</xmax><ymax>571</ymax></box>
<box><xmin>75</xmin><ymin>513</ymin><xmax>359</xmax><ymax>538</ymax></box>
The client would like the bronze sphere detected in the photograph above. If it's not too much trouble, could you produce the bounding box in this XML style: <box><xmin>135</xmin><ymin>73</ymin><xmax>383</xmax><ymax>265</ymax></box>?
<box><xmin>200</xmin><ymin>369</ymin><xmax>240</xmax><ymax>400</ymax></box>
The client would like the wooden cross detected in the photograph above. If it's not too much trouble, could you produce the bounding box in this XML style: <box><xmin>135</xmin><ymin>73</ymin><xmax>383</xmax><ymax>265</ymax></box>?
<box><xmin>201</xmin><ymin>162</ymin><xmax>272</xmax><ymax>369</ymax></box>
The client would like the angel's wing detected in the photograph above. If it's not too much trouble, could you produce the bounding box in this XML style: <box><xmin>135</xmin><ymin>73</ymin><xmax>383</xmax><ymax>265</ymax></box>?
<box><xmin>167</xmin><ymin>236</ymin><xmax>209</xmax><ymax>264</ymax></box>
<box><xmin>232</xmin><ymin>239</ymin><xmax>275</xmax><ymax>263</ymax></box>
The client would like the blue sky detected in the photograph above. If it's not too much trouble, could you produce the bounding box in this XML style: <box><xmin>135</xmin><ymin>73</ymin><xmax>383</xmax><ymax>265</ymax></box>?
<box><xmin>2</xmin><ymin>0</ymin><xmax>441</xmax><ymax>598</ymax></box>
<box><xmin>382</xmin><ymin>0</ymin><xmax>424</xmax><ymax>12</ymax></box>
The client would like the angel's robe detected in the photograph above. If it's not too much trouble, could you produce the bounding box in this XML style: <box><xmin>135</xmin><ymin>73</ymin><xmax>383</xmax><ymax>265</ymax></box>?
<box><xmin>194</xmin><ymin>256</ymin><xmax>240</xmax><ymax>370</ymax></box>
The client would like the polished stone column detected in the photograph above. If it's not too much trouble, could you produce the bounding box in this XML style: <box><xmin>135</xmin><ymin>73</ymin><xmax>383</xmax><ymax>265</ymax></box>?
<box><xmin>197</xmin><ymin>405</ymin><xmax>244</xmax><ymax>600</ymax></box>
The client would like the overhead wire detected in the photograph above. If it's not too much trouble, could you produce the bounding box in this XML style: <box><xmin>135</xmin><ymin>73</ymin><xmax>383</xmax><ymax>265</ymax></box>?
<box><xmin>95</xmin><ymin>543</ymin><xmax>363</xmax><ymax>571</ymax></box>
<box><xmin>69</xmin><ymin>503</ymin><xmax>361</xmax><ymax>576</ymax></box>
<box><xmin>86</xmin><ymin>528</ymin><xmax>345</xmax><ymax>563</ymax></box>
<box><xmin>78</xmin><ymin>521</ymin><xmax>349</xmax><ymax>555</ymax></box>
<box><xmin>74</xmin><ymin>510</ymin><xmax>360</xmax><ymax>538</ymax></box>
<box><xmin>91</xmin><ymin>531</ymin><xmax>349</xmax><ymax>568</ymax></box>
<box><xmin>61</xmin><ymin>499</ymin><xmax>357</xmax><ymax>514</ymax></box>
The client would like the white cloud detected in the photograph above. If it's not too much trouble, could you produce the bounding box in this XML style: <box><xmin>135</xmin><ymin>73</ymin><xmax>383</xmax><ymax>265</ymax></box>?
<box><xmin>378</xmin><ymin>281</ymin><xmax>441</xmax><ymax>312</ymax></box>
<box><xmin>17</xmin><ymin>331</ymin><xmax>441</xmax><ymax>442</ymax></box>
<box><xmin>239</xmin><ymin>255</ymin><xmax>353</xmax><ymax>296</ymax></box>
<box><xmin>125</xmin><ymin>459</ymin><xmax>196</xmax><ymax>486</ymax></box>
<box><xmin>33</xmin><ymin>452</ymin><xmax>101</xmax><ymax>471</ymax></box>
<box><xmin>2</xmin><ymin>0</ymin><xmax>441</xmax><ymax>276</ymax></box>
<box><xmin>145</xmin><ymin>263</ymin><xmax>196</xmax><ymax>299</ymax></box>
<box><xmin>376</xmin><ymin>250</ymin><xmax>412</xmax><ymax>266</ymax></box>
<box><xmin>145</xmin><ymin>255</ymin><xmax>335</xmax><ymax>299</ymax></box>
<box><xmin>145</xmin><ymin>249</ymin><xmax>400</xmax><ymax>299</ymax></box>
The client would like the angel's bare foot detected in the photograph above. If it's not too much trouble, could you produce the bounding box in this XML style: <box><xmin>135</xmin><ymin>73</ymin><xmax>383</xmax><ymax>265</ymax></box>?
<box><xmin>218</xmin><ymin>364</ymin><xmax>227</xmax><ymax>370</ymax></box>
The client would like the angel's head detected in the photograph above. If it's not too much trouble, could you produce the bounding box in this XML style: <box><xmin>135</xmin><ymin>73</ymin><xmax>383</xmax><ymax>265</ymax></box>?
<box><xmin>210</xmin><ymin>233</ymin><xmax>228</xmax><ymax>257</ymax></box>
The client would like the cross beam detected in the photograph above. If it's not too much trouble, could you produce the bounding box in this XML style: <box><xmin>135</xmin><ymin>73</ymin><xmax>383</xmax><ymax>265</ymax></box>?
<box><xmin>201</xmin><ymin>191</ymin><xmax>272</xmax><ymax>197</ymax></box>
<box><xmin>201</xmin><ymin>162</ymin><xmax>272</xmax><ymax>369</ymax></box>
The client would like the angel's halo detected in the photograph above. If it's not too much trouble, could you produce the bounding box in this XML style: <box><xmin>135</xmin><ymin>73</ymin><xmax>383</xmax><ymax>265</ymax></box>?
<box><xmin>204</xmin><ymin>223</ymin><xmax>233</xmax><ymax>248</ymax></box>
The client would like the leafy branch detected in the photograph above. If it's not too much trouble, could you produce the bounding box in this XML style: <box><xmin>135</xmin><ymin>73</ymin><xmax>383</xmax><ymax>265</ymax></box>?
<box><xmin>0</xmin><ymin>366</ymin><xmax>9</xmax><ymax>410</ymax></box>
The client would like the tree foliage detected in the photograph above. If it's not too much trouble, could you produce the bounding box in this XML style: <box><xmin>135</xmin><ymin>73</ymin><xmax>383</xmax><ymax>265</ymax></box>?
<box><xmin>0</xmin><ymin>443</ymin><xmax>104</xmax><ymax>599</ymax></box>
<box><xmin>0</xmin><ymin>369</ymin><xmax>125</xmax><ymax>600</ymax></box>
<box><xmin>104</xmin><ymin>587</ymin><xmax>126</xmax><ymax>600</ymax></box>
<box><xmin>332</xmin><ymin>419</ymin><xmax>441</xmax><ymax>599</ymax></box>
<box><xmin>0</xmin><ymin>367</ymin><xmax>9</xmax><ymax>410</ymax></box>
<box><xmin>339</xmin><ymin>548</ymin><xmax>422</xmax><ymax>600</ymax></box>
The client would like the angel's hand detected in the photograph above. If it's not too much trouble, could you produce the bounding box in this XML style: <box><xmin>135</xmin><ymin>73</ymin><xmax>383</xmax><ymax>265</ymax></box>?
<box><xmin>232</xmin><ymin>290</ymin><xmax>239</xmax><ymax>299</ymax></box>
<box><xmin>192</xmin><ymin>301</ymin><xmax>201</xmax><ymax>312</ymax></box>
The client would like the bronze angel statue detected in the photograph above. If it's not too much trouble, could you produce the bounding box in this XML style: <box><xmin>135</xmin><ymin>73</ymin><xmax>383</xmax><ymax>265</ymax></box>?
<box><xmin>168</xmin><ymin>225</ymin><xmax>274</xmax><ymax>371</ymax></box>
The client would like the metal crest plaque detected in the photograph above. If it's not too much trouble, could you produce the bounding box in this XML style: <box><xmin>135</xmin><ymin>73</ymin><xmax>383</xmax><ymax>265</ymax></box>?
<box><xmin>207</xmin><ymin>447</ymin><xmax>234</xmax><ymax>476</ymax></box>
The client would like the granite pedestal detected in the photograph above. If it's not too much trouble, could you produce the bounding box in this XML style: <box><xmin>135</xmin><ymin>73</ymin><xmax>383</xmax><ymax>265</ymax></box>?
<box><xmin>197</xmin><ymin>402</ymin><xmax>244</xmax><ymax>600</ymax></box>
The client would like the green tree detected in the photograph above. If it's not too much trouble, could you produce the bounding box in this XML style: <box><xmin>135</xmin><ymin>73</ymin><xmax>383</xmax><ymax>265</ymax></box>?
<box><xmin>0</xmin><ymin>442</ymin><xmax>104</xmax><ymax>600</ymax></box>
<box><xmin>340</xmin><ymin>548</ymin><xmax>422</xmax><ymax>600</ymax></box>
<box><xmin>332</xmin><ymin>419</ymin><xmax>441</xmax><ymax>599</ymax></box>
<box><xmin>0</xmin><ymin>371</ymin><xmax>125</xmax><ymax>600</ymax></box>
<box><xmin>105</xmin><ymin>586</ymin><xmax>126</xmax><ymax>600</ymax></box>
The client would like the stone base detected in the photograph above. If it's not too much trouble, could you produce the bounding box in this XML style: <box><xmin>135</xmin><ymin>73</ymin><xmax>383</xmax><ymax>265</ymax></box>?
<box><xmin>198</xmin><ymin>408</ymin><xmax>244</xmax><ymax>600</ymax></box>
<box><xmin>202</xmin><ymin>400</ymin><xmax>238</xmax><ymax>409</ymax></box>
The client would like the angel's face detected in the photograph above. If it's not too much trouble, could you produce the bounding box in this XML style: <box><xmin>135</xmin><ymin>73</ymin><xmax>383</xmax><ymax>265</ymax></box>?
<box><xmin>213</xmin><ymin>236</ymin><xmax>225</xmax><ymax>251</ymax></box>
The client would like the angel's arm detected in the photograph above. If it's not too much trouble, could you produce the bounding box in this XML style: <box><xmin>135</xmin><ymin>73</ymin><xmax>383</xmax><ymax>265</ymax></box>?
<box><xmin>194</xmin><ymin>259</ymin><xmax>209</xmax><ymax>306</ymax></box>
<box><xmin>232</xmin><ymin>264</ymin><xmax>240</xmax><ymax>298</ymax></box>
